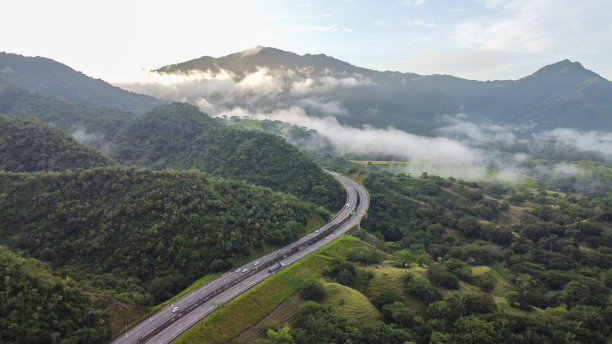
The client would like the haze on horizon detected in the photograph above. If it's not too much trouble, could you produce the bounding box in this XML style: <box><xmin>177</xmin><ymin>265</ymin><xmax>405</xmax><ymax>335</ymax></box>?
<box><xmin>2</xmin><ymin>0</ymin><xmax>611</xmax><ymax>83</ymax></box>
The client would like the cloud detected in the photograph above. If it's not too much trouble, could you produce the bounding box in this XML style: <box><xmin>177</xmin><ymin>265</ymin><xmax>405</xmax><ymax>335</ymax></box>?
<box><xmin>453</xmin><ymin>0</ymin><xmax>609</xmax><ymax>56</ymax></box>
<box><xmin>120</xmin><ymin>66</ymin><xmax>371</xmax><ymax>104</ymax></box>
<box><xmin>372</xmin><ymin>21</ymin><xmax>393</xmax><ymax>28</ymax></box>
<box><xmin>273</xmin><ymin>25</ymin><xmax>353</xmax><ymax>33</ymax></box>
<box><xmin>539</xmin><ymin>128</ymin><xmax>612</xmax><ymax>159</ymax></box>
<box><xmin>117</xmin><ymin>65</ymin><xmax>610</xmax><ymax>183</ymax></box>
<box><xmin>290</xmin><ymin>73</ymin><xmax>371</xmax><ymax>95</ymax></box>
<box><xmin>437</xmin><ymin>115</ymin><xmax>518</xmax><ymax>146</ymax></box>
<box><xmin>399</xmin><ymin>0</ymin><xmax>426</xmax><ymax>6</ymax></box>
<box><xmin>298</xmin><ymin>98</ymin><xmax>350</xmax><ymax>116</ymax></box>
<box><xmin>234</xmin><ymin>107</ymin><xmax>483</xmax><ymax>164</ymax></box>
<box><xmin>71</xmin><ymin>127</ymin><xmax>104</xmax><ymax>145</ymax></box>
<box><xmin>403</xmin><ymin>20</ymin><xmax>438</xmax><ymax>28</ymax></box>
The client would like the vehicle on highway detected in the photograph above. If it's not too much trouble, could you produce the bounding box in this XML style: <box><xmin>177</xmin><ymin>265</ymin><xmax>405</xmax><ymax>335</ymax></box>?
<box><xmin>254</xmin><ymin>261</ymin><xmax>260</xmax><ymax>266</ymax></box>
<box><xmin>172</xmin><ymin>307</ymin><xmax>179</xmax><ymax>313</ymax></box>
<box><xmin>268</xmin><ymin>262</ymin><xmax>284</xmax><ymax>273</ymax></box>
<box><xmin>235</xmin><ymin>268</ymin><xmax>241</xmax><ymax>273</ymax></box>
<box><xmin>315</xmin><ymin>229</ymin><xmax>319</xmax><ymax>233</ymax></box>
<box><xmin>296</xmin><ymin>241</ymin><xmax>301</xmax><ymax>245</ymax></box>
<box><xmin>242</xmin><ymin>268</ymin><xmax>248</xmax><ymax>273</ymax></box>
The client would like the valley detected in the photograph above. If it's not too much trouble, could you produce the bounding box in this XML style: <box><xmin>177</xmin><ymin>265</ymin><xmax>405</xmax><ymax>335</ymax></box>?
<box><xmin>0</xmin><ymin>45</ymin><xmax>610</xmax><ymax>344</ymax></box>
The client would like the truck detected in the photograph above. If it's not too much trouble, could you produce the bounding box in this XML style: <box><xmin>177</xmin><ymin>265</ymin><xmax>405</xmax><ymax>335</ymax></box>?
<box><xmin>268</xmin><ymin>262</ymin><xmax>284</xmax><ymax>273</ymax></box>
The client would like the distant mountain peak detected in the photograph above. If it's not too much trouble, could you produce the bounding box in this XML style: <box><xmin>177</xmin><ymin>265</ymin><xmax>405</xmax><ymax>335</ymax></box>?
<box><xmin>239</xmin><ymin>46</ymin><xmax>264</xmax><ymax>57</ymax></box>
<box><xmin>531</xmin><ymin>59</ymin><xmax>596</xmax><ymax>79</ymax></box>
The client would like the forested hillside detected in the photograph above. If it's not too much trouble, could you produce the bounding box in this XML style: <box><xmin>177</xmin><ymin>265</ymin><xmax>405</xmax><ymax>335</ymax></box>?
<box><xmin>0</xmin><ymin>114</ymin><xmax>113</xmax><ymax>172</ymax></box>
<box><xmin>0</xmin><ymin>246</ymin><xmax>111</xmax><ymax>343</ymax></box>
<box><xmin>0</xmin><ymin>52</ymin><xmax>164</xmax><ymax>112</ymax></box>
<box><xmin>0</xmin><ymin>82</ymin><xmax>133</xmax><ymax>146</ymax></box>
<box><xmin>222</xmin><ymin>170</ymin><xmax>612</xmax><ymax>344</ymax></box>
<box><xmin>0</xmin><ymin>167</ymin><xmax>327</xmax><ymax>305</ymax></box>
<box><xmin>109</xmin><ymin>103</ymin><xmax>345</xmax><ymax>210</ymax></box>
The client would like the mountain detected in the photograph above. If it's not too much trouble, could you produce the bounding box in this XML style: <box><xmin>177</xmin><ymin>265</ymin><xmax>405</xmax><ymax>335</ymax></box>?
<box><xmin>0</xmin><ymin>82</ymin><xmax>133</xmax><ymax>142</ymax></box>
<box><xmin>424</xmin><ymin>60</ymin><xmax>612</xmax><ymax>130</ymax></box>
<box><xmin>0</xmin><ymin>52</ymin><xmax>164</xmax><ymax>112</ymax></box>
<box><xmin>149</xmin><ymin>47</ymin><xmax>457</xmax><ymax>134</ymax></box>
<box><xmin>108</xmin><ymin>103</ymin><xmax>345</xmax><ymax>210</ymax></box>
<box><xmin>0</xmin><ymin>114</ymin><xmax>113</xmax><ymax>172</ymax></box>
<box><xmin>148</xmin><ymin>47</ymin><xmax>612</xmax><ymax>133</ymax></box>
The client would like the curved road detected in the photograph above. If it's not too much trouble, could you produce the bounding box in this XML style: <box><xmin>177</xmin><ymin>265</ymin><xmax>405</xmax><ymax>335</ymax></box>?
<box><xmin>110</xmin><ymin>171</ymin><xmax>369</xmax><ymax>344</ymax></box>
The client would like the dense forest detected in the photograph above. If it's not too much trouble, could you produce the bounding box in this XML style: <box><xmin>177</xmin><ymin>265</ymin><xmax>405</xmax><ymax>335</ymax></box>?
<box><xmin>0</xmin><ymin>167</ymin><xmax>327</xmax><ymax>304</ymax></box>
<box><xmin>0</xmin><ymin>246</ymin><xmax>111</xmax><ymax>344</ymax></box>
<box><xmin>249</xmin><ymin>169</ymin><xmax>612</xmax><ymax>344</ymax></box>
<box><xmin>0</xmin><ymin>114</ymin><xmax>113</xmax><ymax>172</ymax></box>
<box><xmin>0</xmin><ymin>82</ymin><xmax>134</xmax><ymax>144</ymax></box>
<box><xmin>108</xmin><ymin>103</ymin><xmax>345</xmax><ymax>210</ymax></box>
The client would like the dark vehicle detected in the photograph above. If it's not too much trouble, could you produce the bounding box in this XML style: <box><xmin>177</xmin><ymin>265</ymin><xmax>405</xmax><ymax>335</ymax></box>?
<box><xmin>268</xmin><ymin>262</ymin><xmax>284</xmax><ymax>273</ymax></box>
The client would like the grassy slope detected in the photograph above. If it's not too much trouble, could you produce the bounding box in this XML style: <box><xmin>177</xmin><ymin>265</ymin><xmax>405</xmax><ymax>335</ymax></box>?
<box><xmin>174</xmin><ymin>235</ymin><xmax>362</xmax><ymax>344</ymax></box>
<box><xmin>321</xmin><ymin>281</ymin><xmax>380</xmax><ymax>324</ymax></box>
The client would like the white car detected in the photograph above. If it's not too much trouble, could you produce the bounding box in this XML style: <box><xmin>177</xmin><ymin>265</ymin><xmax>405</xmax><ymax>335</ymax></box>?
<box><xmin>254</xmin><ymin>261</ymin><xmax>260</xmax><ymax>266</ymax></box>
<box><xmin>242</xmin><ymin>268</ymin><xmax>249</xmax><ymax>273</ymax></box>
<box><xmin>235</xmin><ymin>268</ymin><xmax>241</xmax><ymax>273</ymax></box>
<box><xmin>172</xmin><ymin>307</ymin><xmax>179</xmax><ymax>313</ymax></box>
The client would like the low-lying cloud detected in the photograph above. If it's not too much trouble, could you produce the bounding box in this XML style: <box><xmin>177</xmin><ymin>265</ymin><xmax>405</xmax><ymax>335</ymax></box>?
<box><xmin>228</xmin><ymin>106</ymin><xmax>483</xmax><ymax>165</ymax></box>
<box><xmin>539</xmin><ymin>128</ymin><xmax>612</xmax><ymax>159</ymax></box>
<box><xmin>117</xmin><ymin>67</ymin><xmax>610</xmax><ymax>182</ymax></box>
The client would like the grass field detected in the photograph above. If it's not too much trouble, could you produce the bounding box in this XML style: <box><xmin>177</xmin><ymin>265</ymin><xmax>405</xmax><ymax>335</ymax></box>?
<box><xmin>235</xmin><ymin>293</ymin><xmax>305</xmax><ymax>343</ymax></box>
<box><xmin>322</xmin><ymin>281</ymin><xmax>380</xmax><ymax>324</ymax></box>
<box><xmin>361</xmin><ymin>265</ymin><xmax>428</xmax><ymax>314</ymax></box>
<box><xmin>173</xmin><ymin>235</ymin><xmax>363</xmax><ymax>344</ymax></box>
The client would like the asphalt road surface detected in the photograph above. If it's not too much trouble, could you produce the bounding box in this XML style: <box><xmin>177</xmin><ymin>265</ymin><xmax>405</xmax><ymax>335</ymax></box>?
<box><xmin>109</xmin><ymin>171</ymin><xmax>369</xmax><ymax>344</ymax></box>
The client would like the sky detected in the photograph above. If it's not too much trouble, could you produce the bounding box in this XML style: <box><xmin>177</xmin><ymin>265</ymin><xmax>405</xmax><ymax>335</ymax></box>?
<box><xmin>2</xmin><ymin>0</ymin><xmax>611</xmax><ymax>83</ymax></box>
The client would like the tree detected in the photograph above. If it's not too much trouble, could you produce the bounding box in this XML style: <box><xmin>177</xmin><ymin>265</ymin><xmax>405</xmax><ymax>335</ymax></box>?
<box><xmin>428</xmin><ymin>264</ymin><xmax>460</xmax><ymax>289</ymax></box>
<box><xmin>266</xmin><ymin>325</ymin><xmax>295</xmax><ymax>344</ymax></box>
<box><xmin>452</xmin><ymin>316</ymin><xmax>497</xmax><ymax>344</ymax></box>
<box><xmin>325</xmin><ymin>258</ymin><xmax>356</xmax><ymax>286</ymax></box>
<box><xmin>301</xmin><ymin>280</ymin><xmax>326</xmax><ymax>302</ymax></box>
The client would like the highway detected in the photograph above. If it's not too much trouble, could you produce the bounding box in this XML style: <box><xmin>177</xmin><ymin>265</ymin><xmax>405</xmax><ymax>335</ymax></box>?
<box><xmin>109</xmin><ymin>171</ymin><xmax>369</xmax><ymax>344</ymax></box>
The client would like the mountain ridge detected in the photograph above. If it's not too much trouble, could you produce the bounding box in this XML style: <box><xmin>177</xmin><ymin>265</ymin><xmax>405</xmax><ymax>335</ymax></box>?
<box><xmin>152</xmin><ymin>47</ymin><xmax>612</xmax><ymax>132</ymax></box>
<box><xmin>0</xmin><ymin>52</ymin><xmax>165</xmax><ymax>112</ymax></box>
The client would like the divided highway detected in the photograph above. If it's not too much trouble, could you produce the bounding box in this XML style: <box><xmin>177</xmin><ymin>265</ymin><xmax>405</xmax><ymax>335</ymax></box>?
<box><xmin>110</xmin><ymin>171</ymin><xmax>369</xmax><ymax>344</ymax></box>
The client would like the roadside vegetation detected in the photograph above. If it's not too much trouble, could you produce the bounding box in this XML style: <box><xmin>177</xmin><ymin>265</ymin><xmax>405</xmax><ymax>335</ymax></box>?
<box><xmin>197</xmin><ymin>168</ymin><xmax>612</xmax><ymax>344</ymax></box>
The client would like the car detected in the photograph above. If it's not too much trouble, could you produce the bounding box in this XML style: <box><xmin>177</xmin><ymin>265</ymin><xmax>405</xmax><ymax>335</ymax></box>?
<box><xmin>242</xmin><ymin>268</ymin><xmax>248</xmax><ymax>273</ymax></box>
<box><xmin>315</xmin><ymin>229</ymin><xmax>319</xmax><ymax>233</ymax></box>
<box><xmin>235</xmin><ymin>268</ymin><xmax>241</xmax><ymax>273</ymax></box>
<box><xmin>296</xmin><ymin>241</ymin><xmax>301</xmax><ymax>245</ymax></box>
<box><xmin>172</xmin><ymin>307</ymin><xmax>179</xmax><ymax>313</ymax></box>
<box><xmin>254</xmin><ymin>261</ymin><xmax>260</xmax><ymax>266</ymax></box>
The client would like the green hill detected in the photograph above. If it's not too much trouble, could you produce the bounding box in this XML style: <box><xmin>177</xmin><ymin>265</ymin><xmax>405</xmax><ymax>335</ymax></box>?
<box><xmin>0</xmin><ymin>52</ymin><xmax>164</xmax><ymax>112</ymax></box>
<box><xmin>0</xmin><ymin>245</ymin><xmax>111</xmax><ymax>343</ymax></box>
<box><xmin>0</xmin><ymin>82</ymin><xmax>134</xmax><ymax>146</ymax></box>
<box><xmin>0</xmin><ymin>167</ymin><xmax>326</xmax><ymax>304</ymax></box>
<box><xmin>109</xmin><ymin>103</ymin><xmax>345</xmax><ymax>210</ymax></box>
<box><xmin>0</xmin><ymin>114</ymin><xmax>113</xmax><ymax>172</ymax></box>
